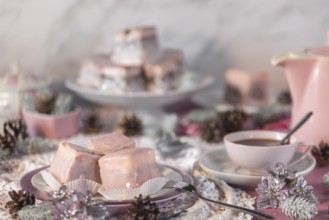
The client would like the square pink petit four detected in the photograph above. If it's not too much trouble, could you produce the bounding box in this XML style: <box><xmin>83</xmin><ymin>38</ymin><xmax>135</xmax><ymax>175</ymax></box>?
<box><xmin>49</xmin><ymin>142</ymin><xmax>104</xmax><ymax>184</ymax></box>
<box><xmin>99</xmin><ymin>147</ymin><xmax>161</xmax><ymax>189</ymax></box>
<box><xmin>88</xmin><ymin>131</ymin><xmax>135</xmax><ymax>154</ymax></box>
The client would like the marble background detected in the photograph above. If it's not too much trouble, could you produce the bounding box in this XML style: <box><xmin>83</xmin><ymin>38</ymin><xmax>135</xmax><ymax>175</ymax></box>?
<box><xmin>0</xmin><ymin>0</ymin><xmax>329</xmax><ymax>94</ymax></box>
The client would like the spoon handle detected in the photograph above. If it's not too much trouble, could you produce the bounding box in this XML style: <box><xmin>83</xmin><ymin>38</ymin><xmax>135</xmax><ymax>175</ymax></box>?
<box><xmin>167</xmin><ymin>182</ymin><xmax>274</xmax><ymax>220</ymax></box>
<box><xmin>280</xmin><ymin>111</ymin><xmax>313</xmax><ymax>145</ymax></box>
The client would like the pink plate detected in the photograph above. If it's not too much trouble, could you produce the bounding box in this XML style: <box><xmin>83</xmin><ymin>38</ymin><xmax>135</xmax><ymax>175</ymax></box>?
<box><xmin>20</xmin><ymin>165</ymin><xmax>194</xmax><ymax>215</ymax></box>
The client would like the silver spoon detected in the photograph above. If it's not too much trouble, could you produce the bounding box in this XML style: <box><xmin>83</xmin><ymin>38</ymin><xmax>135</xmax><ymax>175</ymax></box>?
<box><xmin>280</xmin><ymin>111</ymin><xmax>313</xmax><ymax>145</ymax></box>
<box><xmin>166</xmin><ymin>181</ymin><xmax>274</xmax><ymax>220</ymax></box>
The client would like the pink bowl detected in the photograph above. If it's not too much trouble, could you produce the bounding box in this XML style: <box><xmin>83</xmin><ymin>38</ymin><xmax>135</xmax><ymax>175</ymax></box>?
<box><xmin>22</xmin><ymin>108</ymin><xmax>80</xmax><ymax>139</ymax></box>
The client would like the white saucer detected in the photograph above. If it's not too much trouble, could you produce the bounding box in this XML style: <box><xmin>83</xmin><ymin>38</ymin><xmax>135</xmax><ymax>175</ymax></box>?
<box><xmin>198</xmin><ymin>147</ymin><xmax>316</xmax><ymax>187</ymax></box>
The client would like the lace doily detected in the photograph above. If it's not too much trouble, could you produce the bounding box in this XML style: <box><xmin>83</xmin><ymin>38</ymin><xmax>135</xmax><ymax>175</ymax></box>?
<box><xmin>181</xmin><ymin>177</ymin><xmax>255</xmax><ymax>220</ymax></box>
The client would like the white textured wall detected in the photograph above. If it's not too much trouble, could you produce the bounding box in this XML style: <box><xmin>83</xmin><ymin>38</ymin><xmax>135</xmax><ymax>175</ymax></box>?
<box><xmin>0</xmin><ymin>0</ymin><xmax>329</xmax><ymax>92</ymax></box>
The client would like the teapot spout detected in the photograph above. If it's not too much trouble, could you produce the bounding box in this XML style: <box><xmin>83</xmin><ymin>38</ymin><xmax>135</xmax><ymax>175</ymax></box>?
<box><xmin>271</xmin><ymin>53</ymin><xmax>315</xmax><ymax>108</ymax></box>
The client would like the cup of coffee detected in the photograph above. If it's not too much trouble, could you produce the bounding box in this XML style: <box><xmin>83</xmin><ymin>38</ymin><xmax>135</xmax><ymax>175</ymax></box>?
<box><xmin>223</xmin><ymin>130</ymin><xmax>311</xmax><ymax>170</ymax></box>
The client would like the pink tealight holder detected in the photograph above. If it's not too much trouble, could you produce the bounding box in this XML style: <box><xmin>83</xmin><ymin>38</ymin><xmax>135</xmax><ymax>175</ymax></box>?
<box><xmin>22</xmin><ymin>108</ymin><xmax>80</xmax><ymax>140</ymax></box>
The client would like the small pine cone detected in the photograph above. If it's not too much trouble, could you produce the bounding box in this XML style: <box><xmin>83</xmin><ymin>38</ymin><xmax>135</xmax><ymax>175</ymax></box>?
<box><xmin>34</xmin><ymin>93</ymin><xmax>57</xmax><ymax>114</ymax></box>
<box><xmin>200</xmin><ymin>117</ymin><xmax>224</xmax><ymax>143</ymax></box>
<box><xmin>117</xmin><ymin>113</ymin><xmax>143</xmax><ymax>137</ymax></box>
<box><xmin>82</xmin><ymin>112</ymin><xmax>103</xmax><ymax>134</ymax></box>
<box><xmin>127</xmin><ymin>195</ymin><xmax>159</xmax><ymax>220</ymax></box>
<box><xmin>0</xmin><ymin>132</ymin><xmax>16</xmax><ymax>156</ymax></box>
<box><xmin>225</xmin><ymin>85</ymin><xmax>242</xmax><ymax>104</ymax></box>
<box><xmin>5</xmin><ymin>190</ymin><xmax>35</xmax><ymax>218</ymax></box>
<box><xmin>219</xmin><ymin>109</ymin><xmax>248</xmax><ymax>134</ymax></box>
<box><xmin>280</xmin><ymin>196</ymin><xmax>317</xmax><ymax>220</ymax></box>
<box><xmin>4</xmin><ymin>119</ymin><xmax>28</xmax><ymax>140</ymax></box>
<box><xmin>277</xmin><ymin>91</ymin><xmax>292</xmax><ymax>105</ymax></box>
<box><xmin>311</xmin><ymin>141</ymin><xmax>329</xmax><ymax>167</ymax></box>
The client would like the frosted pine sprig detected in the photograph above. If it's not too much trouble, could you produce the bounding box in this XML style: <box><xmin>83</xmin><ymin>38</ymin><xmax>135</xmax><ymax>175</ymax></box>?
<box><xmin>280</xmin><ymin>196</ymin><xmax>317</xmax><ymax>220</ymax></box>
<box><xmin>323</xmin><ymin>172</ymin><xmax>329</xmax><ymax>191</ymax></box>
<box><xmin>18</xmin><ymin>203</ymin><xmax>53</xmax><ymax>220</ymax></box>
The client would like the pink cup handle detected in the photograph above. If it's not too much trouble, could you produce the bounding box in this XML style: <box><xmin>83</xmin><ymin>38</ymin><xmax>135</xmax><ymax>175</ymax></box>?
<box><xmin>286</xmin><ymin>142</ymin><xmax>313</xmax><ymax>168</ymax></box>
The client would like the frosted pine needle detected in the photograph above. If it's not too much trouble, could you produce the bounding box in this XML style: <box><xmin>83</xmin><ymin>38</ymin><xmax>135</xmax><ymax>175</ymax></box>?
<box><xmin>280</xmin><ymin>196</ymin><xmax>317</xmax><ymax>220</ymax></box>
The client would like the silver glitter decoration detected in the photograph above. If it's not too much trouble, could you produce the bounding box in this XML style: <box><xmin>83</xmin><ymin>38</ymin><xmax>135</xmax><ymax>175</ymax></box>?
<box><xmin>256</xmin><ymin>162</ymin><xmax>318</xmax><ymax>218</ymax></box>
<box><xmin>53</xmin><ymin>93</ymin><xmax>73</xmax><ymax>115</ymax></box>
<box><xmin>156</xmin><ymin>132</ymin><xmax>192</xmax><ymax>158</ymax></box>
<box><xmin>48</xmin><ymin>186</ymin><xmax>111</xmax><ymax>220</ymax></box>
<box><xmin>21</xmin><ymin>92</ymin><xmax>74</xmax><ymax>115</ymax></box>
<box><xmin>288</xmin><ymin>176</ymin><xmax>318</xmax><ymax>204</ymax></box>
<box><xmin>18</xmin><ymin>203</ymin><xmax>53</xmax><ymax>220</ymax></box>
<box><xmin>142</xmin><ymin>114</ymin><xmax>179</xmax><ymax>138</ymax></box>
<box><xmin>280</xmin><ymin>196</ymin><xmax>317</xmax><ymax>220</ymax></box>
<box><xmin>256</xmin><ymin>176</ymin><xmax>288</xmax><ymax>209</ymax></box>
<box><xmin>161</xmin><ymin>114</ymin><xmax>178</xmax><ymax>135</ymax></box>
<box><xmin>265</xmin><ymin>163</ymin><xmax>295</xmax><ymax>180</ymax></box>
<box><xmin>21</xmin><ymin>93</ymin><xmax>35</xmax><ymax>112</ymax></box>
<box><xmin>16</xmin><ymin>137</ymin><xmax>55</xmax><ymax>155</ymax></box>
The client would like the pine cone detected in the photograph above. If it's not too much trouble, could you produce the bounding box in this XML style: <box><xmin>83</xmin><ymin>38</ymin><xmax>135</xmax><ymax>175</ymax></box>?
<box><xmin>0</xmin><ymin>131</ymin><xmax>16</xmax><ymax>156</ymax></box>
<box><xmin>5</xmin><ymin>190</ymin><xmax>35</xmax><ymax>218</ymax></box>
<box><xmin>277</xmin><ymin>91</ymin><xmax>292</xmax><ymax>105</ymax></box>
<box><xmin>219</xmin><ymin>109</ymin><xmax>248</xmax><ymax>134</ymax></box>
<box><xmin>82</xmin><ymin>112</ymin><xmax>103</xmax><ymax>134</ymax></box>
<box><xmin>311</xmin><ymin>141</ymin><xmax>329</xmax><ymax>167</ymax></box>
<box><xmin>225</xmin><ymin>85</ymin><xmax>242</xmax><ymax>104</ymax></box>
<box><xmin>127</xmin><ymin>195</ymin><xmax>159</xmax><ymax>220</ymax></box>
<box><xmin>0</xmin><ymin>119</ymin><xmax>28</xmax><ymax>156</ymax></box>
<box><xmin>4</xmin><ymin>119</ymin><xmax>28</xmax><ymax>140</ymax></box>
<box><xmin>280</xmin><ymin>196</ymin><xmax>317</xmax><ymax>220</ymax></box>
<box><xmin>200</xmin><ymin>116</ymin><xmax>224</xmax><ymax>143</ymax></box>
<box><xmin>117</xmin><ymin>113</ymin><xmax>143</xmax><ymax>136</ymax></box>
<box><xmin>34</xmin><ymin>93</ymin><xmax>57</xmax><ymax>114</ymax></box>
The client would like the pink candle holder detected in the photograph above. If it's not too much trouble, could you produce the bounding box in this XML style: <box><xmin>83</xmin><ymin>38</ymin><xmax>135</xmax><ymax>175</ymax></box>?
<box><xmin>22</xmin><ymin>108</ymin><xmax>80</xmax><ymax>140</ymax></box>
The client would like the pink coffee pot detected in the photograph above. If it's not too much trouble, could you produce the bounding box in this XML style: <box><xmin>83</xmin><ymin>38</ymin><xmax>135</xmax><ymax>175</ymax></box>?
<box><xmin>272</xmin><ymin>32</ymin><xmax>329</xmax><ymax>145</ymax></box>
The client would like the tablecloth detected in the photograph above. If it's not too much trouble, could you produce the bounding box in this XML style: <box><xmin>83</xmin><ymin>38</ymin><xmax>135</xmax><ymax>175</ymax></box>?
<box><xmin>0</xmin><ymin>133</ymin><xmax>328</xmax><ymax>219</ymax></box>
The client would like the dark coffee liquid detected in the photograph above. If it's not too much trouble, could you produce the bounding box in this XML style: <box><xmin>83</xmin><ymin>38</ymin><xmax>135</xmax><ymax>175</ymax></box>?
<box><xmin>235</xmin><ymin>138</ymin><xmax>280</xmax><ymax>146</ymax></box>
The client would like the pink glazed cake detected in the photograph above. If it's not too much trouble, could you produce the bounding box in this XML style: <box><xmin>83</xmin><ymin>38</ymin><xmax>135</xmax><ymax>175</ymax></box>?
<box><xmin>76</xmin><ymin>26</ymin><xmax>185</xmax><ymax>94</ymax></box>
<box><xmin>49</xmin><ymin>142</ymin><xmax>104</xmax><ymax>184</ymax></box>
<box><xmin>88</xmin><ymin>131</ymin><xmax>135</xmax><ymax>154</ymax></box>
<box><xmin>99</xmin><ymin>147</ymin><xmax>161</xmax><ymax>189</ymax></box>
<box><xmin>224</xmin><ymin>69</ymin><xmax>268</xmax><ymax>104</ymax></box>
